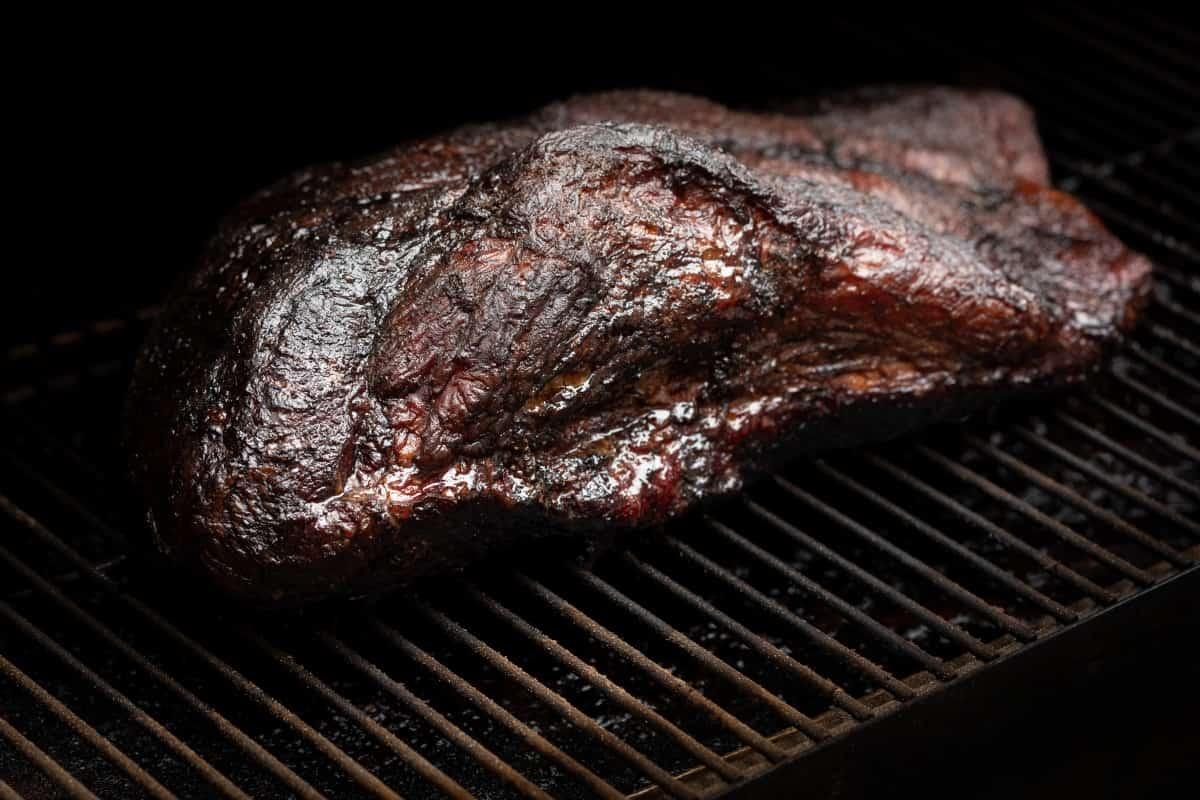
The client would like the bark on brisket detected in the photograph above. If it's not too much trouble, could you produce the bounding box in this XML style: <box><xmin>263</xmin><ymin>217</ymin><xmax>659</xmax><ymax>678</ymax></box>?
<box><xmin>126</xmin><ymin>89</ymin><xmax>1151</xmax><ymax>604</ymax></box>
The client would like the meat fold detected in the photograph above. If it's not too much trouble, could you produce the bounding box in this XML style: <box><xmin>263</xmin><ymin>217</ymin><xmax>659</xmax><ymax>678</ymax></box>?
<box><xmin>126</xmin><ymin>88</ymin><xmax>1151</xmax><ymax>605</ymax></box>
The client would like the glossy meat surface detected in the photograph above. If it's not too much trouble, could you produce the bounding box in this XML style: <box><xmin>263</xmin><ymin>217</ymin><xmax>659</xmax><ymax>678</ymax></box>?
<box><xmin>126</xmin><ymin>89</ymin><xmax>1151</xmax><ymax>604</ymax></box>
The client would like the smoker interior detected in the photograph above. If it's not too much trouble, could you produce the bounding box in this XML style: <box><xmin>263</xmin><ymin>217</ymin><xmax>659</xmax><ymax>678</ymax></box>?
<box><xmin>3</xmin><ymin>8</ymin><xmax>1200</xmax><ymax>799</ymax></box>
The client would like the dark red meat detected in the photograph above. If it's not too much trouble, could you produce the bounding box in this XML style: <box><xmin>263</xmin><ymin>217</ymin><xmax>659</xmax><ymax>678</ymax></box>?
<box><xmin>125</xmin><ymin>89</ymin><xmax>1151</xmax><ymax>605</ymax></box>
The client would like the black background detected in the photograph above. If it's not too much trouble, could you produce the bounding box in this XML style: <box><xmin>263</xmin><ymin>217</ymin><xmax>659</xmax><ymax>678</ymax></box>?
<box><xmin>8</xmin><ymin>8</ymin><xmax>1021</xmax><ymax>342</ymax></box>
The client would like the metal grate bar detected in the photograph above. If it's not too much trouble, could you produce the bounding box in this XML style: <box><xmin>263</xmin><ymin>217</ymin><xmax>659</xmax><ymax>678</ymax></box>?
<box><xmin>0</xmin><ymin>715</ymin><xmax>98</xmax><ymax>800</ymax></box>
<box><xmin>773</xmin><ymin>475</ymin><xmax>1037</xmax><ymax>640</ymax></box>
<box><xmin>1046</xmin><ymin>127</ymin><xmax>1141</xmax><ymax>176</ymax></box>
<box><xmin>1128</xmin><ymin>343</ymin><xmax>1200</xmax><ymax>394</ymax></box>
<box><xmin>864</xmin><ymin>454</ymin><xmax>1117</xmax><ymax>603</ymax></box>
<box><xmin>0</xmin><ymin>778</ymin><xmax>25</xmax><ymax>800</ymax></box>
<box><xmin>0</xmin><ymin>600</ymin><xmax>249</xmax><ymax>799</ymax></box>
<box><xmin>966</xmin><ymin>435</ymin><xmax>1191</xmax><ymax>566</ymax></box>
<box><xmin>1150</xmin><ymin>295</ymin><xmax>1200</xmax><ymax>330</ymax></box>
<box><xmin>622</xmin><ymin>552</ymin><xmax>913</xmax><ymax>702</ymax></box>
<box><xmin>1031</xmin><ymin>8</ymin><xmax>1200</xmax><ymax>123</ymax></box>
<box><xmin>1075</xmin><ymin>192</ymin><xmax>1200</xmax><ymax>265</ymax></box>
<box><xmin>1031</xmin><ymin>10</ymin><xmax>1200</xmax><ymax>100</ymax></box>
<box><xmin>1073</xmin><ymin>5</ymin><xmax>1200</xmax><ymax>77</ymax></box>
<box><xmin>568</xmin><ymin>564</ymin><xmax>872</xmax><ymax>723</ymax></box>
<box><xmin>1120</xmin><ymin>170</ymin><xmax>1200</xmax><ymax>221</ymax></box>
<box><xmin>368</xmin><ymin>619</ymin><xmax>627</xmax><ymax>800</ymax></box>
<box><xmin>0</xmin><ymin>652</ymin><xmax>175</xmax><ymax>799</ymax></box>
<box><xmin>0</xmin><ymin>495</ymin><xmax>387</xmax><ymax>800</ymax></box>
<box><xmin>1</xmin><ymin>418</ymin><xmax>108</xmax><ymax>488</ymax></box>
<box><xmin>848</xmin><ymin>15</ymin><xmax>1199</xmax><ymax>240</ymax></box>
<box><xmin>243</xmin><ymin>634</ymin><xmax>467</xmax><ymax>799</ymax></box>
<box><xmin>1052</xmin><ymin>411</ymin><xmax>1200</xmax><ymax>502</ymax></box>
<box><xmin>316</xmin><ymin>631</ymin><xmax>554</xmax><ymax>800</ymax></box>
<box><xmin>813</xmin><ymin>460</ymin><xmax>1075</xmax><ymax>623</ymax></box>
<box><xmin>1165</xmin><ymin>146</ymin><xmax>1200</xmax><ymax>181</ymax></box>
<box><xmin>0</xmin><ymin>535</ymin><xmax>325</xmax><ymax>800</ymax></box>
<box><xmin>1011</xmin><ymin>425</ymin><xmax>1200</xmax><ymax>541</ymax></box>
<box><xmin>465</xmin><ymin>586</ymin><xmax>746</xmax><ymax>782</ymax></box>
<box><xmin>849</xmin><ymin>16</ymin><xmax>1175</xmax><ymax>151</ymax></box>
<box><xmin>1142</xmin><ymin>321</ymin><xmax>1200</xmax><ymax>355</ymax></box>
<box><xmin>1057</xmin><ymin>150</ymin><xmax>1200</xmax><ymax>237</ymax></box>
<box><xmin>694</xmin><ymin>523</ymin><xmax>952</xmax><ymax>680</ymax></box>
<box><xmin>1087</xmin><ymin>397</ymin><xmax>1200</xmax><ymax>464</ymax></box>
<box><xmin>742</xmin><ymin>499</ymin><xmax>997</xmax><ymax>660</ymax></box>
<box><xmin>1052</xmin><ymin>7</ymin><xmax>1200</xmax><ymax>97</ymax></box>
<box><xmin>1134</xmin><ymin>10</ymin><xmax>1200</xmax><ymax>47</ymax></box>
<box><xmin>901</xmin><ymin>15</ymin><xmax>1186</xmax><ymax>158</ymax></box>
<box><xmin>1154</xmin><ymin>276</ymin><xmax>1200</xmax><ymax>310</ymax></box>
<box><xmin>1109</xmin><ymin>369</ymin><xmax>1200</xmax><ymax>429</ymax></box>
<box><xmin>1147</xmin><ymin>291</ymin><xmax>1200</xmax><ymax>327</ymax></box>
<box><xmin>417</xmin><ymin>602</ymin><xmax>702</xmax><ymax>800</ymax></box>
<box><xmin>514</xmin><ymin>573</ymin><xmax>802</xmax><ymax>753</ymax></box>
<box><xmin>918</xmin><ymin>447</ymin><xmax>1156</xmax><ymax>585</ymax></box>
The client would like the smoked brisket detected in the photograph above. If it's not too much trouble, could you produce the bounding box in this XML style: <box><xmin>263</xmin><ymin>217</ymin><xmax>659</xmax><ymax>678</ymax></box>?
<box><xmin>126</xmin><ymin>89</ymin><xmax>1151</xmax><ymax>604</ymax></box>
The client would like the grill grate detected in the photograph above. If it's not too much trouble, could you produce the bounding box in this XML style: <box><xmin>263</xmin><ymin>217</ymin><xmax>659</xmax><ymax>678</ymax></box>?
<box><xmin>3</xmin><ymin>9</ymin><xmax>1199</xmax><ymax>799</ymax></box>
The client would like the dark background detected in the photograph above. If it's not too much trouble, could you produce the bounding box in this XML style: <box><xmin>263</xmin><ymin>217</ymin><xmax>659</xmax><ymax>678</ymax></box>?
<box><xmin>9</xmin><ymin>8</ymin><xmax>1041</xmax><ymax>342</ymax></box>
<box><xmin>6</xmin><ymin>5</ymin><xmax>1198</xmax><ymax>797</ymax></box>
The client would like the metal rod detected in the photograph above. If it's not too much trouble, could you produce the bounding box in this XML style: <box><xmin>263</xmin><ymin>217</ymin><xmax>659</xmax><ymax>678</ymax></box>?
<box><xmin>1126</xmin><ymin>173</ymin><xmax>1200</xmax><ymax>224</ymax></box>
<box><xmin>570</xmin><ymin>563</ymin><xmax>870</xmax><ymax>722</ymax></box>
<box><xmin>1030</xmin><ymin>9</ymin><xmax>1200</xmax><ymax>100</ymax></box>
<box><xmin>1053</xmin><ymin>410</ymin><xmax>1200</xmax><ymax>502</ymax></box>
<box><xmin>418</xmin><ymin>602</ymin><xmax>702</xmax><ymax>800</ymax></box>
<box><xmin>814</xmin><ymin>460</ymin><xmax>1075</xmax><ymax>623</ymax></box>
<box><xmin>515</xmin><ymin>572</ymin><xmax>801</xmax><ymax>753</ymax></box>
<box><xmin>843</xmin><ymin>14</ymin><xmax>1194</xmax><ymax>223</ymax></box>
<box><xmin>743</xmin><ymin>498</ymin><xmax>996</xmax><ymax>660</ymax></box>
<box><xmin>865</xmin><ymin>454</ymin><xmax>1117</xmax><ymax>603</ymax></box>
<box><xmin>1077</xmin><ymin>192</ymin><xmax>1200</xmax><ymax>265</ymax></box>
<box><xmin>0</xmin><ymin>414</ymin><xmax>108</xmax><ymax>488</ymax></box>
<box><xmin>1128</xmin><ymin>343</ymin><xmax>1200</xmax><ymax>394</ymax></box>
<box><xmin>621</xmin><ymin>551</ymin><xmax>899</xmax><ymax>707</ymax></box>
<box><xmin>1033</xmin><ymin>8</ymin><xmax>1200</xmax><ymax>123</ymax></box>
<box><xmin>367</xmin><ymin>619</ymin><xmax>627</xmax><ymax>800</ymax></box>
<box><xmin>1109</xmin><ymin>369</ymin><xmax>1200</xmax><ymax>429</ymax></box>
<box><xmin>0</xmin><ymin>539</ymin><xmax>325</xmax><ymax>800</ymax></box>
<box><xmin>1087</xmin><ymin>396</ymin><xmax>1200</xmax><ymax>464</ymax></box>
<box><xmin>1074</xmin><ymin>167</ymin><xmax>1200</xmax><ymax>242</ymax></box>
<box><xmin>1134</xmin><ymin>10</ymin><xmax>1200</xmax><ymax>48</ymax></box>
<box><xmin>917</xmin><ymin>447</ymin><xmax>1156</xmax><ymax>586</ymax></box>
<box><xmin>1152</xmin><ymin>273</ymin><xmax>1200</xmax><ymax>307</ymax></box>
<box><xmin>1072</xmin><ymin>5</ymin><xmax>1200</xmax><ymax>77</ymax></box>
<box><xmin>850</xmin><ymin>15</ymin><xmax>1175</xmax><ymax>151</ymax></box>
<box><xmin>774</xmin><ymin>474</ymin><xmax>1036</xmax><ymax>640</ymax></box>
<box><xmin>907</xmin><ymin>11</ymin><xmax>1187</xmax><ymax>156</ymax></box>
<box><xmin>243</xmin><ymin>633</ymin><xmax>466</xmax><ymax>799</ymax></box>
<box><xmin>0</xmin><ymin>494</ymin><xmax>390</xmax><ymax>800</ymax></box>
<box><xmin>466</xmin><ymin>586</ymin><xmax>745</xmax><ymax>782</ymax></box>
<box><xmin>1012</xmin><ymin>425</ymin><xmax>1200</xmax><ymax>543</ymax></box>
<box><xmin>0</xmin><ymin>715</ymin><xmax>98</xmax><ymax>800</ymax></box>
<box><xmin>0</xmin><ymin>654</ymin><xmax>175</xmax><ymax>800</ymax></box>
<box><xmin>0</xmin><ymin>601</ymin><xmax>248</xmax><ymax>800</ymax></box>
<box><xmin>1163</xmin><ymin>144</ymin><xmax>1200</xmax><ymax>182</ymax></box>
<box><xmin>316</xmin><ymin>631</ymin><xmax>552</xmax><ymax>800</ymax></box>
<box><xmin>1146</xmin><ymin>314</ymin><xmax>1200</xmax><ymax>356</ymax></box>
<box><xmin>1148</xmin><ymin>295</ymin><xmax>1200</xmax><ymax>329</ymax></box>
<box><xmin>967</xmin><ymin>435</ymin><xmax>1190</xmax><ymax>567</ymax></box>
<box><xmin>696</xmin><ymin>522</ymin><xmax>954</xmax><ymax>680</ymax></box>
